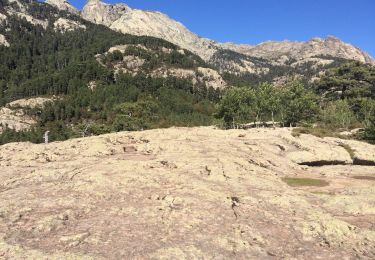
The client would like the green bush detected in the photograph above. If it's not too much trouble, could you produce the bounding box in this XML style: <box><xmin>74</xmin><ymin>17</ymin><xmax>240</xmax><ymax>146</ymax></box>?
<box><xmin>321</xmin><ymin>100</ymin><xmax>357</xmax><ymax>129</ymax></box>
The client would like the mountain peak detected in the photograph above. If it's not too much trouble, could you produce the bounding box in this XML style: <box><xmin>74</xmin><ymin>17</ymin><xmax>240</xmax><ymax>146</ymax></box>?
<box><xmin>82</xmin><ymin>0</ymin><xmax>131</xmax><ymax>27</ymax></box>
<box><xmin>325</xmin><ymin>35</ymin><xmax>342</xmax><ymax>42</ymax></box>
<box><xmin>85</xmin><ymin>0</ymin><xmax>106</xmax><ymax>5</ymax></box>
<box><xmin>46</xmin><ymin>0</ymin><xmax>79</xmax><ymax>15</ymax></box>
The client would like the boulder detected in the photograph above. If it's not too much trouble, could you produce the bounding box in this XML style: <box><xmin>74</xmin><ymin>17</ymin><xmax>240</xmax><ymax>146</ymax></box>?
<box><xmin>341</xmin><ymin>140</ymin><xmax>375</xmax><ymax>166</ymax></box>
<box><xmin>284</xmin><ymin>134</ymin><xmax>353</xmax><ymax>166</ymax></box>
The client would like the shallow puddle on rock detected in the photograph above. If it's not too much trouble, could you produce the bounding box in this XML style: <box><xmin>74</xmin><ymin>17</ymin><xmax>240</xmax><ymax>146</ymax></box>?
<box><xmin>282</xmin><ymin>177</ymin><xmax>329</xmax><ymax>187</ymax></box>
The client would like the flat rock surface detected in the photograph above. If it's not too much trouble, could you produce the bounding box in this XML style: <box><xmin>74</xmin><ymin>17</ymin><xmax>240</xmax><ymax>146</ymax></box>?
<box><xmin>0</xmin><ymin>127</ymin><xmax>375</xmax><ymax>259</ymax></box>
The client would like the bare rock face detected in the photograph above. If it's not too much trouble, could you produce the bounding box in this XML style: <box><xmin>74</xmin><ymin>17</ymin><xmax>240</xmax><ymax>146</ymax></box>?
<box><xmin>0</xmin><ymin>97</ymin><xmax>53</xmax><ymax>133</ymax></box>
<box><xmin>6</xmin><ymin>0</ymin><xmax>29</xmax><ymax>13</ymax></box>
<box><xmin>109</xmin><ymin>10</ymin><xmax>218</xmax><ymax>61</ymax></box>
<box><xmin>0</xmin><ymin>34</ymin><xmax>9</xmax><ymax>47</ymax></box>
<box><xmin>53</xmin><ymin>17</ymin><xmax>86</xmax><ymax>32</ymax></box>
<box><xmin>6</xmin><ymin>7</ymin><xmax>48</xmax><ymax>29</ymax></box>
<box><xmin>150</xmin><ymin>66</ymin><xmax>227</xmax><ymax>90</ymax></box>
<box><xmin>81</xmin><ymin>0</ymin><xmax>131</xmax><ymax>27</ymax></box>
<box><xmin>82</xmin><ymin>0</ymin><xmax>218</xmax><ymax>61</ymax></box>
<box><xmin>7</xmin><ymin>97</ymin><xmax>53</xmax><ymax>109</ymax></box>
<box><xmin>45</xmin><ymin>0</ymin><xmax>79</xmax><ymax>15</ymax></box>
<box><xmin>222</xmin><ymin>36</ymin><xmax>375</xmax><ymax>65</ymax></box>
<box><xmin>1</xmin><ymin>127</ymin><xmax>375</xmax><ymax>258</ymax></box>
<box><xmin>0</xmin><ymin>107</ymin><xmax>35</xmax><ymax>132</ymax></box>
<box><xmin>0</xmin><ymin>13</ymin><xmax>7</xmax><ymax>23</ymax></box>
<box><xmin>196</xmin><ymin>67</ymin><xmax>227</xmax><ymax>89</ymax></box>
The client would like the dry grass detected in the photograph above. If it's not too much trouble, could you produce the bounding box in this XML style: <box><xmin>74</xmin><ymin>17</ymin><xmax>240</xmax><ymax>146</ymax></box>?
<box><xmin>292</xmin><ymin>127</ymin><xmax>340</xmax><ymax>138</ymax></box>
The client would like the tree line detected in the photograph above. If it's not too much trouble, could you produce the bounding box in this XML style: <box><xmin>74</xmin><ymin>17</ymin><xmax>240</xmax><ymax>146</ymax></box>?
<box><xmin>0</xmin><ymin>0</ymin><xmax>374</xmax><ymax>144</ymax></box>
<box><xmin>216</xmin><ymin>62</ymin><xmax>375</xmax><ymax>142</ymax></box>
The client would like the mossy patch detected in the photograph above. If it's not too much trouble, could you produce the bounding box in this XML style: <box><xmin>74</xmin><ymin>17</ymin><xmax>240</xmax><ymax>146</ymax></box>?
<box><xmin>282</xmin><ymin>177</ymin><xmax>329</xmax><ymax>187</ymax></box>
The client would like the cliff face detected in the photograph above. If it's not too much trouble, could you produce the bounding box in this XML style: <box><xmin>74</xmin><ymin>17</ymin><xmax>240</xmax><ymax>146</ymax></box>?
<box><xmin>81</xmin><ymin>0</ymin><xmax>130</xmax><ymax>26</ymax></box>
<box><xmin>0</xmin><ymin>34</ymin><xmax>9</xmax><ymax>47</ymax></box>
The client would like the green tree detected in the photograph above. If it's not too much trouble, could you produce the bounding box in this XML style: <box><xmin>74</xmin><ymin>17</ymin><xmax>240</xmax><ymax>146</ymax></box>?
<box><xmin>358</xmin><ymin>98</ymin><xmax>375</xmax><ymax>128</ymax></box>
<box><xmin>281</xmin><ymin>81</ymin><xmax>319</xmax><ymax>126</ymax></box>
<box><xmin>360</xmin><ymin>98</ymin><xmax>375</xmax><ymax>143</ymax></box>
<box><xmin>216</xmin><ymin>87</ymin><xmax>257</xmax><ymax>128</ymax></box>
<box><xmin>254</xmin><ymin>83</ymin><xmax>280</xmax><ymax>125</ymax></box>
<box><xmin>315</xmin><ymin>62</ymin><xmax>375</xmax><ymax>100</ymax></box>
<box><xmin>112</xmin><ymin>98</ymin><xmax>159</xmax><ymax>131</ymax></box>
<box><xmin>322</xmin><ymin>100</ymin><xmax>356</xmax><ymax>129</ymax></box>
<box><xmin>364</xmin><ymin>112</ymin><xmax>375</xmax><ymax>142</ymax></box>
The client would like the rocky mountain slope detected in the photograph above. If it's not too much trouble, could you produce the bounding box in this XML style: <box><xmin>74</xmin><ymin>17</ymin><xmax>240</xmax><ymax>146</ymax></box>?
<box><xmin>0</xmin><ymin>0</ymin><xmax>222</xmax><ymax>98</ymax></box>
<box><xmin>0</xmin><ymin>0</ymin><xmax>227</xmax><ymax>141</ymax></box>
<box><xmin>0</xmin><ymin>0</ymin><xmax>225</xmax><ymax>89</ymax></box>
<box><xmin>1</xmin><ymin>126</ymin><xmax>375</xmax><ymax>258</ymax></box>
<box><xmin>45</xmin><ymin>0</ymin><xmax>79</xmax><ymax>15</ymax></box>
<box><xmin>78</xmin><ymin>0</ymin><xmax>375</xmax><ymax>75</ymax></box>
<box><xmin>99</xmin><ymin>44</ymin><xmax>227</xmax><ymax>89</ymax></box>
<box><xmin>220</xmin><ymin>37</ymin><xmax>375</xmax><ymax>65</ymax></box>
<box><xmin>81</xmin><ymin>0</ymin><xmax>218</xmax><ymax>62</ymax></box>
<box><xmin>2</xmin><ymin>0</ymin><xmax>374</xmax><ymax>85</ymax></box>
<box><xmin>80</xmin><ymin>0</ymin><xmax>374</xmax><ymax>64</ymax></box>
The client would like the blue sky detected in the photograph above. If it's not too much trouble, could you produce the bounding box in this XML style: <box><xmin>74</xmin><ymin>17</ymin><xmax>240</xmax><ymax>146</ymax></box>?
<box><xmin>69</xmin><ymin>0</ymin><xmax>375</xmax><ymax>57</ymax></box>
